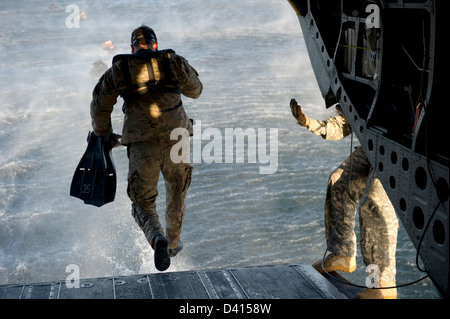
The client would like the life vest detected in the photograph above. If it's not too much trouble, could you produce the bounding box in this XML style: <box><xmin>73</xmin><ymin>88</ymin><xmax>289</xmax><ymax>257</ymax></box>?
<box><xmin>112</xmin><ymin>49</ymin><xmax>181</xmax><ymax>100</ymax></box>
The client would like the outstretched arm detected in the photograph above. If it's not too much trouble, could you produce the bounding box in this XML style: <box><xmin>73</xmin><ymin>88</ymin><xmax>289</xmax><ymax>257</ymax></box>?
<box><xmin>289</xmin><ymin>99</ymin><xmax>352</xmax><ymax>141</ymax></box>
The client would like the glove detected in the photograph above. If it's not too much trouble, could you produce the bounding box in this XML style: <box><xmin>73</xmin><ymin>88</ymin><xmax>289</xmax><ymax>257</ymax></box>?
<box><xmin>290</xmin><ymin>99</ymin><xmax>309</xmax><ymax>127</ymax></box>
<box><xmin>105</xmin><ymin>133</ymin><xmax>122</xmax><ymax>149</ymax></box>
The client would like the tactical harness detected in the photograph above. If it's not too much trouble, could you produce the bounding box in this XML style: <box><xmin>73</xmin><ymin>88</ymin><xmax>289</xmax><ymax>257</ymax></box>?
<box><xmin>112</xmin><ymin>49</ymin><xmax>182</xmax><ymax>112</ymax></box>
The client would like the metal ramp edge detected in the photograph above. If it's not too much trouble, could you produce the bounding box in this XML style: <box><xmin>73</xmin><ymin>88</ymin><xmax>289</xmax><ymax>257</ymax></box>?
<box><xmin>0</xmin><ymin>263</ymin><xmax>347</xmax><ymax>299</ymax></box>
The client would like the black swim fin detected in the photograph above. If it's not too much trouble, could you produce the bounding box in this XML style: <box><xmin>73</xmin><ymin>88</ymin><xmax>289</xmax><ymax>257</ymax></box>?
<box><xmin>70</xmin><ymin>131</ymin><xmax>117</xmax><ymax>207</ymax></box>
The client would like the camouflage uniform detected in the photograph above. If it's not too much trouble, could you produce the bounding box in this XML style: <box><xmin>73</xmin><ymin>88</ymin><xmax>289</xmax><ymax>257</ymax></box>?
<box><xmin>307</xmin><ymin>114</ymin><xmax>398</xmax><ymax>283</ymax></box>
<box><xmin>91</xmin><ymin>48</ymin><xmax>202</xmax><ymax>250</ymax></box>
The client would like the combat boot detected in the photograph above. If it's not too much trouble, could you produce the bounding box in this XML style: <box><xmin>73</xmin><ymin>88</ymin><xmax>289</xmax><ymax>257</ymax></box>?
<box><xmin>312</xmin><ymin>253</ymin><xmax>356</xmax><ymax>273</ymax></box>
<box><xmin>153</xmin><ymin>233</ymin><xmax>170</xmax><ymax>271</ymax></box>
<box><xmin>354</xmin><ymin>281</ymin><xmax>397</xmax><ymax>299</ymax></box>
<box><xmin>169</xmin><ymin>240</ymin><xmax>183</xmax><ymax>257</ymax></box>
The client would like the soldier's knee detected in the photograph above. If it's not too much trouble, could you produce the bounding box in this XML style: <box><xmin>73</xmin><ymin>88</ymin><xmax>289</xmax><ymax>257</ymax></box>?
<box><xmin>127</xmin><ymin>170</ymin><xmax>139</xmax><ymax>202</ymax></box>
<box><xmin>182</xmin><ymin>165</ymin><xmax>193</xmax><ymax>194</ymax></box>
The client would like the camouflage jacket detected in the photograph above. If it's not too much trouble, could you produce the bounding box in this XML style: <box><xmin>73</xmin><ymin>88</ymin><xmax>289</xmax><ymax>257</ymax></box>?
<box><xmin>306</xmin><ymin>114</ymin><xmax>352</xmax><ymax>141</ymax></box>
<box><xmin>90</xmin><ymin>49</ymin><xmax>202</xmax><ymax>144</ymax></box>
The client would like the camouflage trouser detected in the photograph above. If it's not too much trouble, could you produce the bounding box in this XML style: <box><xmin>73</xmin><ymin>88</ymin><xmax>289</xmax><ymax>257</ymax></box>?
<box><xmin>127</xmin><ymin>139</ymin><xmax>193</xmax><ymax>250</ymax></box>
<box><xmin>325</xmin><ymin>146</ymin><xmax>399</xmax><ymax>282</ymax></box>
